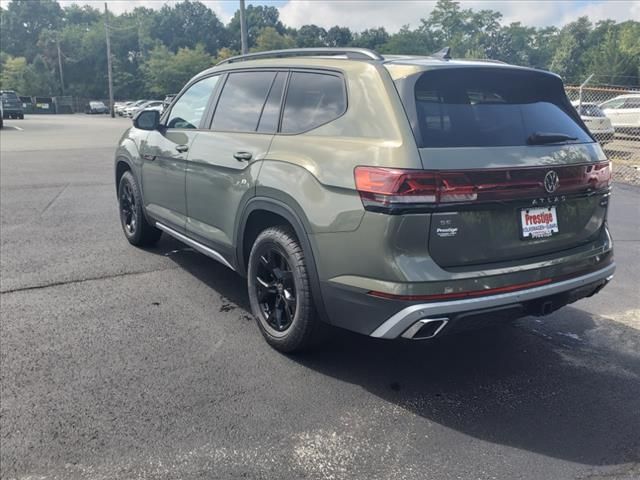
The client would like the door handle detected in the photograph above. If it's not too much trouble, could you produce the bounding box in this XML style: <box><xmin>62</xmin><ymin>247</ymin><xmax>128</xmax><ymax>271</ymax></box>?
<box><xmin>142</xmin><ymin>153</ymin><xmax>156</xmax><ymax>161</ymax></box>
<box><xmin>175</xmin><ymin>144</ymin><xmax>189</xmax><ymax>153</ymax></box>
<box><xmin>233</xmin><ymin>151</ymin><xmax>252</xmax><ymax>162</ymax></box>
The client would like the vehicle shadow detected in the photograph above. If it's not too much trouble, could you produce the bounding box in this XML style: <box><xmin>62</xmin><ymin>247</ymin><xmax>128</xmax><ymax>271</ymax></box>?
<box><xmin>158</xmin><ymin>238</ymin><xmax>640</xmax><ymax>467</ymax></box>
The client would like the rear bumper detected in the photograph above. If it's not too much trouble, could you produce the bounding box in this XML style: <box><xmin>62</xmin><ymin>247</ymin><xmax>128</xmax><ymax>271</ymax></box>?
<box><xmin>370</xmin><ymin>262</ymin><xmax>615</xmax><ymax>339</ymax></box>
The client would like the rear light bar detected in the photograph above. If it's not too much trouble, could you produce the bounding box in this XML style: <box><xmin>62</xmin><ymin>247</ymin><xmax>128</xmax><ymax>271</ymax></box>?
<box><xmin>354</xmin><ymin>162</ymin><xmax>610</xmax><ymax>212</ymax></box>
<box><xmin>368</xmin><ymin>278</ymin><xmax>553</xmax><ymax>302</ymax></box>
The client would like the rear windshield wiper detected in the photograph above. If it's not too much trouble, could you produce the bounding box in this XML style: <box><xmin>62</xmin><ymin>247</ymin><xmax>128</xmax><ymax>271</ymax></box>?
<box><xmin>527</xmin><ymin>132</ymin><xmax>578</xmax><ymax>145</ymax></box>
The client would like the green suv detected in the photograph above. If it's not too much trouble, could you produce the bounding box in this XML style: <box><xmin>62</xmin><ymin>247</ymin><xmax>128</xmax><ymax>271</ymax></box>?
<box><xmin>115</xmin><ymin>48</ymin><xmax>615</xmax><ymax>352</ymax></box>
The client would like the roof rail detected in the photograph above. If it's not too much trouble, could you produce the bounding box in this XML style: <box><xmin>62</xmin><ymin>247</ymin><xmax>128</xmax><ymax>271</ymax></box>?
<box><xmin>216</xmin><ymin>48</ymin><xmax>384</xmax><ymax>65</ymax></box>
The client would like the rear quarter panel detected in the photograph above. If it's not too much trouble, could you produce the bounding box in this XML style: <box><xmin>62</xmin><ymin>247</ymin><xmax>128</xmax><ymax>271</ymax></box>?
<box><xmin>258</xmin><ymin>62</ymin><xmax>421</xmax><ymax>234</ymax></box>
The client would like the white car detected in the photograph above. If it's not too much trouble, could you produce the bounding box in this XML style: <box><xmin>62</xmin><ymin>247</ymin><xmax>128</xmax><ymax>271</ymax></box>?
<box><xmin>572</xmin><ymin>101</ymin><xmax>615</xmax><ymax>144</ymax></box>
<box><xmin>136</xmin><ymin>100</ymin><xmax>164</xmax><ymax>115</ymax></box>
<box><xmin>123</xmin><ymin>100</ymin><xmax>149</xmax><ymax>118</ymax></box>
<box><xmin>599</xmin><ymin>94</ymin><xmax>640</xmax><ymax>134</ymax></box>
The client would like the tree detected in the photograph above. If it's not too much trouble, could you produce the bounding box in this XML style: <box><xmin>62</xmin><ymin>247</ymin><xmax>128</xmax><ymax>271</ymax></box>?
<box><xmin>0</xmin><ymin>0</ymin><xmax>63</xmax><ymax>61</ymax></box>
<box><xmin>295</xmin><ymin>25</ymin><xmax>327</xmax><ymax>48</ymax></box>
<box><xmin>550</xmin><ymin>17</ymin><xmax>593</xmax><ymax>82</ymax></box>
<box><xmin>379</xmin><ymin>25</ymin><xmax>434</xmax><ymax>55</ymax></box>
<box><xmin>325</xmin><ymin>26</ymin><xmax>353</xmax><ymax>47</ymax></box>
<box><xmin>227</xmin><ymin>5</ymin><xmax>285</xmax><ymax>50</ymax></box>
<box><xmin>351</xmin><ymin>27</ymin><xmax>389</xmax><ymax>50</ymax></box>
<box><xmin>252</xmin><ymin>27</ymin><xmax>295</xmax><ymax>52</ymax></box>
<box><xmin>150</xmin><ymin>0</ymin><xmax>226</xmax><ymax>55</ymax></box>
<box><xmin>142</xmin><ymin>44</ymin><xmax>212</xmax><ymax>96</ymax></box>
<box><xmin>22</xmin><ymin>55</ymin><xmax>58</xmax><ymax>95</ymax></box>
<box><xmin>0</xmin><ymin>55</ymin><xmax>28</xmax><ymax>91</ymax></box>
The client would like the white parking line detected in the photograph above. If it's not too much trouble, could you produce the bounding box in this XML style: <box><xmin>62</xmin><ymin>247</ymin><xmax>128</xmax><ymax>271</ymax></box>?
<box><xmin>1</xmin><ymin>125</ymin><xmax>23</xmax><ymax>131</ymax></box>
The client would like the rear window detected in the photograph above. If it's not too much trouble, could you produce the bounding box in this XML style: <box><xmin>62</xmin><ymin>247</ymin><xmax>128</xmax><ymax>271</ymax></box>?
<box><xmin>407</xmin><ymin>69</ymin><xmax>591</xmax><ymax>148</ymax></box>
<box><xmin>2</xmin><ymin>92</ymin><xmax>19</xmax><ymax>100</ymax></box>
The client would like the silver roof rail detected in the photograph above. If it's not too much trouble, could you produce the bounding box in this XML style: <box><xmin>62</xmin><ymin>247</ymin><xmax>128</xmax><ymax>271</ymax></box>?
<box><xmin>216</xmin><ymin>48</ymin><xmax>384</xmax><ymax>65</ymax></box>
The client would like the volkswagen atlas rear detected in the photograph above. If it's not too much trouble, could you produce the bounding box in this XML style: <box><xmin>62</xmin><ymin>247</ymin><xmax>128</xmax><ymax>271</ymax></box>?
<box><xmin>115</xmin><ymin>49</ymin><xmax>614</xmax><ymax>352</ymax></box>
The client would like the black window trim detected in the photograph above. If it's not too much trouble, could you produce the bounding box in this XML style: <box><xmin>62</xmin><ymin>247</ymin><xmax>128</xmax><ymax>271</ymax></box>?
<box><xmin>277</xmin><ymin>68</ymin><xmax>349</xmax><ymax>136</ymax></box>
<box><xmin>207</xmin><ymin>68</ymin><xmax>286</xmax><ymax>135</ymax></box>
<box><xmin>161</xmin><ymin>73</ymin><xmax>223</xmax><ymax>131</ymax></box>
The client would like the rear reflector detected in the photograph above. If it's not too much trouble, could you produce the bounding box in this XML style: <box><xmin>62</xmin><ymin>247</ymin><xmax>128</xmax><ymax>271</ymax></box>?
<box><xmin>368</xmin><ymin>278</ymin><xmax>553</xmax><ymax>302</ymax></box>
<box><xmin>354</xmin><ymin>162</ymin><xmax>610</xmax><ymax>211</ymax></box>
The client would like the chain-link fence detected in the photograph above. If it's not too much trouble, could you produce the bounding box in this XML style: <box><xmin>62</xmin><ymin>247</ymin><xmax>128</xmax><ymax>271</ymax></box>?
<box><xmin>565</xmin><ymin>84</ymin><xmax>639</xmax><ymax>185</ymax></box>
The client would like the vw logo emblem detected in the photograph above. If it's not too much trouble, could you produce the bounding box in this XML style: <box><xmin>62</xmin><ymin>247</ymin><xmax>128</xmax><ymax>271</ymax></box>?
<box><xmin>544</xmin><ymin>170</ymin><xmax>560</xmax><ymax>193</ymax></box>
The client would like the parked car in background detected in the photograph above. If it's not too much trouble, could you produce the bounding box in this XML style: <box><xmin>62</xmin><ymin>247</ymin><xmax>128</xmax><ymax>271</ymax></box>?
<box><xmin>115</xmin><ymin>47</ymin><xmax>615</xmax><ymax>352</ymax></box>
<box><xmin>136</xmin><ymin>100</ymin><xmax>165</xmax><ymax>115</ymax></box>
<box><xmin>114</xmin><ymin>101</ymin><xmax>129</xmax><ymax>115</ymax></box>
<box><xmin>163</xmin><ymin>94</ymin><xmax>176</xmax><ymax>109</ymax></box>
<box><xmin>123</xmin><ymin>100</ymin><xmax>149</xmax><ymax>117</ymax></box>
<box><xmin>116</xmin><ymin>101</ymin><xmax>134</xmax><ymax>116</ymax></box>
<box><xmin>599</xmin><ymin>94</ymin><xmax>640</xmax><ymax>134</ymax></box>
<box><xmin>572</xmin><ymin>101</ymin><xmax>614</xmax><ymax>144</ymax></box>
<box><xmin>85</xmin><ymin>101</ymin><xmax>109</xmax><ymax>114</ymax></box>
<box><xmin>1</xmin><ymin>90</ymin><xmax>25</xmax><ymax>119</ymax></box>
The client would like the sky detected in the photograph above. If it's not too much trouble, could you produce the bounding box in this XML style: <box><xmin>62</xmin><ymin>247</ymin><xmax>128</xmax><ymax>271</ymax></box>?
<box><xmin>5</xmin><ymin>0</ymin><xmax>640</xmax><ymax>31</ymax></box>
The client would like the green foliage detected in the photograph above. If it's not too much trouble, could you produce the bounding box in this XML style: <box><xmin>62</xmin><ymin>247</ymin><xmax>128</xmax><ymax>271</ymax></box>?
<box><xmin>142</xmin><ymin>44</ymin><xmax>212</xmax><ymax>96</ymax></box>
<box><xmin>150</xmin><ymin>0</ymin><xmax>226</xmax><ymax>55</ymax></box>
<box><xmin>252</xmin><ymin>27</ymin><xmax>295</xmax><ymax>52</ymax></box>
<box><xmin>227</xmin><ymin>5</ymin><xmax>284</xmax><ymax>50</ymax></box>
<box><xmin>0</xmin><ymin>0</ymin><xmax>638</xmax><ymax>101</ymax></box>
<box><xmin>0</xmin><ymin>55</ymin><xmax>28</xmax><ymax>91</ymax></box>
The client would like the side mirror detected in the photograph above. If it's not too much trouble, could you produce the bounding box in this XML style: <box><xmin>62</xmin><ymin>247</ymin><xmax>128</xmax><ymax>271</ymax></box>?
<box><xmin>133</xmin><ymin>109</ymin><xmax>160</xmax><ymax>131</ymax></box>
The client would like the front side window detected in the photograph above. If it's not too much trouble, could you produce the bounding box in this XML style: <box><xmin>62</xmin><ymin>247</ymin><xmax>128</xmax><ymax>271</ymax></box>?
<box><xmin>408</xmin><ymin>69</ymin><xmax>591</xmax><ymax>148</ymax></box>
<box><xmin>281</xmin><ymin>72</ymin><xmax>346</xmax><ymax>134</ymax></box>
<box><xmin>166</xmin><ymin>75</ymin><xmax>219</xmax><ymax>129</ymax></box>
<box><xmin>212</xmin><ymin>71</ymin><xmax>276</xmax><ymax>132</ymax></box>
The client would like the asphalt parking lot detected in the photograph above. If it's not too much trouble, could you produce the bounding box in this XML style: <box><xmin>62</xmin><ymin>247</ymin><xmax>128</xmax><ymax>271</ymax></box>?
<box><xmin>1</xmin><ymin>115</ymin><xmax>639</xmax><ymax>480</ymax></box>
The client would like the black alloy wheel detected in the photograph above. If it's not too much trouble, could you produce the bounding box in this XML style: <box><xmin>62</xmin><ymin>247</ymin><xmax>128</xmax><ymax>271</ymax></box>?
<box><xmin>255</xmin><ymin>248</ymin><xmax>297</xmax><ymax>332</ymax></box>
<box><xmin>120</xmin><ymin>181</ymin><xmax>137</xmax><ymax>236</ymax></box>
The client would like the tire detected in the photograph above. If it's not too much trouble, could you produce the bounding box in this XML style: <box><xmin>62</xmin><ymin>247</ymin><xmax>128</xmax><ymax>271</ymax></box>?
<box><xmin>247</xmin><ymin>226</ymin><xmax>325</xmax><ymax>353</ymax></box>
<box><xmin>118</xmin><ymin>170</ymin><xmax>162</xmax><ymax>246</ymax></box>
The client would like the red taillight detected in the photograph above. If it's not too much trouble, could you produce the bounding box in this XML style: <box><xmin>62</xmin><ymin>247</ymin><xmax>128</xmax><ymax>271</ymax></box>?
<box><xmin>354</xmin><ymin>162</ymin><xmax>610</xmax><ymax>211</ymax></box>
<box><xmin>354</xmin><ymin>167</ymin><xmax>477</xmax><ymax>209</ymax></box>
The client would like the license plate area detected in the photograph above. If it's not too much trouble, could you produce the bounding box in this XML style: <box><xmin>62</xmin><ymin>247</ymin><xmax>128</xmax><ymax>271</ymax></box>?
<box><xmin>520</xmin><ymin>206</ymin><xmax>559</xmax><ymax>239</ymax></box>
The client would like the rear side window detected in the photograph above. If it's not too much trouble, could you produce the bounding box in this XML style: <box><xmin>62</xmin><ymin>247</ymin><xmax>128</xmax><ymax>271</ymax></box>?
<box><xmin>623</xmin><ymin>98</ymin><xmax>640</xmax><ymax>109</ymax></box>
<box><xmin>213</xmin><ymin>71</ymin><xmax>276</xmax><ymax>132</ymax></box>
<box><xmin>281</xmin><ymin>72</ymin><xmax>346</xmax><ymax>134</ymax></box>
<box><xmin>408</xmin><ymin>69</ymin><xmax>591</xmax><ymax>148</ymax></box>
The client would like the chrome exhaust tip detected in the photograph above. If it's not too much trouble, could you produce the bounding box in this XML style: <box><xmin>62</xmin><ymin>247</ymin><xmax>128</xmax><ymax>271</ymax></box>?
<box><xmin>401</xmin><ymin>318</ymin><xmax>449</xmax><ymax>340</ymax></box>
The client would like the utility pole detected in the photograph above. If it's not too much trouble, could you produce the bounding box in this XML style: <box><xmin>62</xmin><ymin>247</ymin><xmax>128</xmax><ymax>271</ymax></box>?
<box><xmin>239</xmin><ymin>0</ymin><xmax>248</xmax><ymax>55</ymax></box>
<box><xmin>104</xmin><ymin>2</ymin><xmax>115</xmax><ymax>118</ymax></box>
<box><xmin>56</xmin><ymin>36</ymin><xmax>65</xmax><ymax>96</ymax></box>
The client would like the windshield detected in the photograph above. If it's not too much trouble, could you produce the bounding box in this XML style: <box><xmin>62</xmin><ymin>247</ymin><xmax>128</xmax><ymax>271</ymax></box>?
<box><xmin>404</xmin><ymin>68</ymin><xmax>591</xmax><ymax>148</ymax></box>
<box><xmin>2</xmin><ymin>92</ymin><xmax>19</xmax><ymax>101</ymax></box>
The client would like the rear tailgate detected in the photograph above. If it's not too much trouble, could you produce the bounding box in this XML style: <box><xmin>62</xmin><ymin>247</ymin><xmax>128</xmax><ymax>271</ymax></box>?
<box><xmin>423</xmin><ymin>145</ymin><xmax>609</xmax><ymax>267</ymax></box>
<box><xmin>392</xmin><ymin>66</ymin><xmax>610</xmax><ymax>269</ymax></box>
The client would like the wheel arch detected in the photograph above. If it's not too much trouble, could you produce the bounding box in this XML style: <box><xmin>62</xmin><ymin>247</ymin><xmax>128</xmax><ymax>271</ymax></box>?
<box><xmin>115</xmin><ymin>157</ymin><xmax>133</xmax><ymax>191</ymax></box>
<box><xmin>236</xmin><ymin>197</ymin><xmax>331</xmax><ymax>325</ymax></box>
